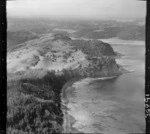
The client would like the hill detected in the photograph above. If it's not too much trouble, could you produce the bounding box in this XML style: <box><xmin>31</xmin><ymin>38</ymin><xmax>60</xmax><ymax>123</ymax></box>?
<box><xmin>7</xmin><ymin>33</ymin><xmax>121</xmax><ymax>77</ymax></box>
<box><xmin>73</xmin><ymin>25</ymin><xmax>145</xmax><ymax>41</ymax></box>
<box><xmin>7</xmin><ymin>31</ymin><xmax>39</xmax><ymax>51</ymax></box>
<box><xmin>7</xmin><ymin>33</ymin><xmax>122</xmax><ymax>134</ymax></box>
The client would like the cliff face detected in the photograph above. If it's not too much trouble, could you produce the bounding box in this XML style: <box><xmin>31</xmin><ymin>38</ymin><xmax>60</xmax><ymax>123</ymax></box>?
<box><xmin>7</xmin><ymin>33</ymin><xmax>121</xmax><ymax>77</ymax></box>
<box><xmin>92</xmin><ymin>57</ymin><xmax>121</xmax><ymax>77</ymax></box>
<box><xmin>71</xmin><ymin>39</ymin><xmax>115</xmax><ymax>56</ymax></box>
<box><xmin>73</xmin><ymin>57</ymin><xmax>121</xmax><ymax>78</ymax></box>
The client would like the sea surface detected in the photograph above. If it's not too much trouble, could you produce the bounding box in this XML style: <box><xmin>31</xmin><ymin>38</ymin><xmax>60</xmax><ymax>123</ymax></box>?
<box><xmin>62</xmin><ymin>39</ymin><xmax>145</xmax><ymax>133</ymax></box>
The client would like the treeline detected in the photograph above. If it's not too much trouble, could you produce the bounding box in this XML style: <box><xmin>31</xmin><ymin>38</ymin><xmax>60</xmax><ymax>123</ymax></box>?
<box><xmin>7</xmin><ymin>69</ymin><xmax>80</xmax><ymax>134</ymax></box>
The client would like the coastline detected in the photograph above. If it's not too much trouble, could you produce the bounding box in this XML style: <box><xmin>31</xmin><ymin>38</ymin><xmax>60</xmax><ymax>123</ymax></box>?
<box><xmin>61</xmin><ymin>77</ymin><xmax>83</xmax><ymax>133</ymax></box>
<box><xmin>61</xmin><ymin>75</ymin><xmax>121</xmax><ymax>133</ymax></box>
<box><xmin>60</xmin><ymin>43</ymin><xmax>145</xmax><ymax>133</ymax></box>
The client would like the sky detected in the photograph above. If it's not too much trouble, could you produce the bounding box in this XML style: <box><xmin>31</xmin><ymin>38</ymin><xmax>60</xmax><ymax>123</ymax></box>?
<box><xmin>7</xmin><ymin>0</ymin><xmax>146</xmax><ymax>20</ymax></box>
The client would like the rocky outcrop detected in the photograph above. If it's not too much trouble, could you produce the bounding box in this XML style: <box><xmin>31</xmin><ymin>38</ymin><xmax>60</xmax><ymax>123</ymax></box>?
<box><xmin>71</xmin><ymin>39</ymin><xmax>116</xmax><ymax>56</ymax></box>
<box><xmin>69</xmin><ymin>38</ymin><xmax>121</xmax><ymax>77</ymax></box>
<box><xmin>72</xmin><ymin>57</ymin><xmax>121</xmax><ymax>78</ymax></box>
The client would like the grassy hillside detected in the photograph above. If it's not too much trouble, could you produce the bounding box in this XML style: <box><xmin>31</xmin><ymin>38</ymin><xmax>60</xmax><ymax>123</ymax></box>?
<box><xmin>7</xmin><ymin>31</ymin><xmax>39</xmax><ymax>51</ymax></box>
<box><xmin>7</xmin><ymin>33</ymin><xmax>117</xmax><ymax>74</ymax></box>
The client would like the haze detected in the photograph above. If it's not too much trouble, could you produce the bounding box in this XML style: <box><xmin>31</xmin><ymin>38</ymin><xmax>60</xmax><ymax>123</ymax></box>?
<box><xmin>7</xmin><ymin>0</ymin><xmax>146</xmax><ymax>20</ymax></box>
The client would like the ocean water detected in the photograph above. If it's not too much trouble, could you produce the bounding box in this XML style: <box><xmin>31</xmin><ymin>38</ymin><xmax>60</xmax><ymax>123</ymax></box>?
<box><xmin>63</xmin><ymin>41</ymin><xmax>145</xmax><ymax>133</ymax></box>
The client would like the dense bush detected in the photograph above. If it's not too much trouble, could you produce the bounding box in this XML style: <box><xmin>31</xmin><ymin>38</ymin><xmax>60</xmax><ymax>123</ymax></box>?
<box><xmin>7</xmin><ymin>69</ymin><xmax>80</xmax><ymax>134</ymax></box>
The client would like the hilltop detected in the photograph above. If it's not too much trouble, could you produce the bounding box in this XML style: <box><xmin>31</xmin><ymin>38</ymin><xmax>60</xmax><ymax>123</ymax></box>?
<box><xmin>7</xmin><ymin>33</ymin><xmax>121</xmax><ymax>77</ymax></box>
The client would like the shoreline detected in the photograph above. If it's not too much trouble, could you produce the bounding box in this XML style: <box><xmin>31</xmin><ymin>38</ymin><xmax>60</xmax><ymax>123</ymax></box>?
<box><xmin>60</xmin><ymin>62</ymin><xmax>134</xmax><ymax>133</ymax></box>
<box><xmin>61</xmin><ymin>77</ymin><xmax>82</xmax><ymax>133</ymax></box>
<box><xmin>61</xmin><ymin>74</ymin><xmax>122</xmax><ymax>133</ymax></box>
<box><xmin>60</xmin><ymin>70</ymin><xmax>143</xmax><ymax>133</ymax></box>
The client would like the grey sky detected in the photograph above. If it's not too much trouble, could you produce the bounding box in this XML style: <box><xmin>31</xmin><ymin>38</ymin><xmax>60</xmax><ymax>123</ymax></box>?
<box><xmin>7</xmin><ymin>0</ymin><xmax>146</xmax><ymax>19</ymax></box>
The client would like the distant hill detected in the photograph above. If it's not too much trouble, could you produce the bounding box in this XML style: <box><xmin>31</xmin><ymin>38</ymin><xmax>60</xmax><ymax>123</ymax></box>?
<box><xmin>8</xmin><ymin>18</ymin><xmax>145</xmax><ymax>41</ymax></box>
<box><xmin>7</xmin><ymin>31</ymin><xmax>39</xmax><ymax>51</ymax></box>
<box><xmin>117</xmin><ymin>25</ymin><xmax>145</xmax><ymax>40</ymax></box>
<box><xmin>73</xmin><ymin>25</ymin><xmax>145</xmax><ymax>41</ymax></box>
<box><xmin>74</xmin><ymin>27</ymin><xmax>119</xmax><ymax>39</ymax></box>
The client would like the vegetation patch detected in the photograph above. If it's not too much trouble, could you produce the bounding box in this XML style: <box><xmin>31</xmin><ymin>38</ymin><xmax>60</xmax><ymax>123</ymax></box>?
<box><xmin>7</xmin><ymin>69</ymin><xmax>80</xmax><ymax>134</ymax></box>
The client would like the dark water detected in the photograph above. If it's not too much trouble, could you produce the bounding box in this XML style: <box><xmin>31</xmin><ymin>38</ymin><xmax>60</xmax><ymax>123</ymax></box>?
<box><xmin>63</xmin><ymin>42</ymin><xmax>145</xmax><ymax>133</ymax></box>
